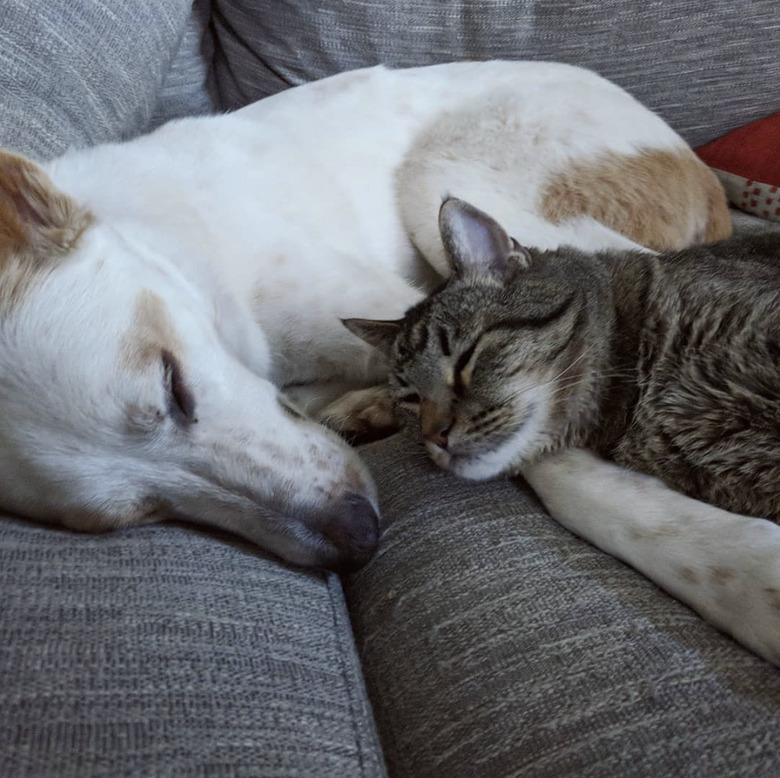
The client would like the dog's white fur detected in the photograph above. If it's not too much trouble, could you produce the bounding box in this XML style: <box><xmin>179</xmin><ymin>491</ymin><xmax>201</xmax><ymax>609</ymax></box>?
<box><xmin>1</xmin><ymin>61</ymin><xmax>778</xmax><ymax>662</ymax></box>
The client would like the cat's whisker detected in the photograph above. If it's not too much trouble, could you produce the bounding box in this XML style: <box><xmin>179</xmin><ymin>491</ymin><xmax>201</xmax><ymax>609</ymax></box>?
<box><xmin>554</xmin><ymin>370</ymin><xmax>635</xmax><ymax>390</ymax></box>
<box><xmin>555</xmin><ymin>343</ymin><xmax>598</xmax><ymax>380</ymax></box>
<box><xmin>523</xmin><ymin>348</ymin><xmax>591</xmax><ymax>390</ymax></box>
<box><xmin>501</xmin><ymin>369</ymin><xmax>628</xmax><ymax>411</ymax></box>
<box><xmin>504</xmin><ymin>346</ymin><xmax>606</xmax><ymax>402</ymax></box>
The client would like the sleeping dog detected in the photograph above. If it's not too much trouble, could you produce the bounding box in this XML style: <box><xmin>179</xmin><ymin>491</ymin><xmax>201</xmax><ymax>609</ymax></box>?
<box><xmin>5</xmin><ymin>62</ymin><xmax>775</xmax><ymax>667</ymax></box>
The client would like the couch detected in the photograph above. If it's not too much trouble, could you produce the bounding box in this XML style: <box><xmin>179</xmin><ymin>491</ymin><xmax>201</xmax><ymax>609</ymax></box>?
<box><xmin>1</xmin><ymin>2</ymin><xmax>779</xmax><ymax>776</ymax></box>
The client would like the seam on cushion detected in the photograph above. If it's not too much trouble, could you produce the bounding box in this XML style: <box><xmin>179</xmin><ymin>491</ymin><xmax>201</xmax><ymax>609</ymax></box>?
<box><xmin>326</xmin><ymin>571</ymin><xmax>382</xmax><ymax>777</ymax></box>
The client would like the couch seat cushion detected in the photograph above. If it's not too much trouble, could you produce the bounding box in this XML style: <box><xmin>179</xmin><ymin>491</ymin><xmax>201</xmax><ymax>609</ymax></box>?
<box><xmin>348</xmin><ymin>422</ymin><xmax>780</xmax><ymax>778</ymax></box>
<box><xmin>0</xmin><ymin>518</ymin><xmax>385</xmax><ymax>778</ymax></box>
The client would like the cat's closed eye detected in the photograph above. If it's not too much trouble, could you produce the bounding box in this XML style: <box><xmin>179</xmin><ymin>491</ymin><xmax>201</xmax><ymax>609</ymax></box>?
<box><xmin>454</xmin><ymin>339</ymin><xmax>480</xmax><ymax>375</ymax></box>
<box><xmin>398</xmin><ymin>392</ymin><xmax>421</xmax><ymax>405</ymax></box>
<box><xmin>452</xmin><ymin>337</ymin><xmax>482</xmax><ymax>394</ymax></box>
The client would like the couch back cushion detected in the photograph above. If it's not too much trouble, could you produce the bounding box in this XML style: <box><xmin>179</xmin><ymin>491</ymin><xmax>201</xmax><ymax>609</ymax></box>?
<box><xmin>206</xmin><ymin>0</ymin><xmax>779</xmax><ymax>148</ymax></box>
<box><xmin>0</xmin><ymin>0</ymin><xmax>200</xmax><ymax>160</ymax></box>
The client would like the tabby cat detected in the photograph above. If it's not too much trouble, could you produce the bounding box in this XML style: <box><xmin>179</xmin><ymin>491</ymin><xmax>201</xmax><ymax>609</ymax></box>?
<box><xmin>345</xmin><ymin>198</ymin><xmax>780</xmax><ymax>520</ymax></box>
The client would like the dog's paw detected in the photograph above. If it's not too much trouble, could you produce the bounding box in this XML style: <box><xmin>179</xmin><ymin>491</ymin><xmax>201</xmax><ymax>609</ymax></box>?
<box><xmin>320</xmin><ymin>385</ymin><xmax>398</xmax><ymax>445</ymax></box>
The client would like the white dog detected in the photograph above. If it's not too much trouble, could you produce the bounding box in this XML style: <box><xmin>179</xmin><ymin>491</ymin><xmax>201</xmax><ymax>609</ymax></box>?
<box><xmin>1</xmin><ymin>61</ymin><xmax>778</xmax><ymax>663</ymax></box>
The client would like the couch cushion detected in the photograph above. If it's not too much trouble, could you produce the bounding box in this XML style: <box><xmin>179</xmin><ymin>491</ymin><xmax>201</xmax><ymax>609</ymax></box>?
<box><xmin>731</xmin><ymin>207</ymin><xmax>780</xmax><ymax>235</ymax></box>
<box><xmin>0</xmin><ymin>518</ymin><xmax>386</xmax><ymax>778</ymax></box>
<box><xmin>205</xmin><ymin>0</ymin><xmax>780</xmax><ymax>149</ymax></box>
<box><xmin>347</xmin><ymin>430</ymin><xmax>780</xmax><ymax>778</ymax></box>
<box><xmin>150</xmin><ymin>1</ymin><xmax>215</xmax><ymax>130</ymax></box>
<box><xmin>0</xmin><ymin>0</ymin><xmax>197</xmax><ymax>161</ymax></box>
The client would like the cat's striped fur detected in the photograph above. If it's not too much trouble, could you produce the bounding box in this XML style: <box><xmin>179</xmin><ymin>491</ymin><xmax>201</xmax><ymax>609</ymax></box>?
<box><xmin>345</xmin><ymin>198</ymin><xmax>780</xmax><ymax>665</ymax></box>
<box><xmin>347</xmin><ymin>199</ymin><xmax>779</xmax><ymax>519</ymax></box>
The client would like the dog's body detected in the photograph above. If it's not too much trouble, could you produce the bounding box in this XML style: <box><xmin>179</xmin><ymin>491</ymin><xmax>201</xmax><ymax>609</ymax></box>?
<box><xmin>1</xmin><ymin>61</ymin><xmax>779</xmax><ymax>663</ymax></box>
<box><xmin>46</xmin><ymin>62</ymin><xmax>726</xmax><ymax>390</ymax></box>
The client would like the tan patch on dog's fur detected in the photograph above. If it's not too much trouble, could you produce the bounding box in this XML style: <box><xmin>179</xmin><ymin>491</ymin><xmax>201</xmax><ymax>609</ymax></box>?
<box><xmin>0</xmin><ymin>150</ymin><xmax>93</xmax><ymax>314</ymax></box>
<box><xmin>121</xmin><ymin>289</ymin><xmax>181</xmax><ymax>373</ymax></box>
<box><xmin>540</xmin><ymin>148</ymin><xmax>732</xmax><ymax>252</ymax></box>
<box><xmin>710</xmin><ymin>567</ymin><xmax>735</xmax><ymax>585</ymax></box>
<box><xmin>678</xmin><ymin>566</ymin><xmax>699</xmax><ymax>584</ymax></box>
<box><xmin>765</xmin><ymin>588</ymin><xmax>780</xmax><ymax>614</ymax></box>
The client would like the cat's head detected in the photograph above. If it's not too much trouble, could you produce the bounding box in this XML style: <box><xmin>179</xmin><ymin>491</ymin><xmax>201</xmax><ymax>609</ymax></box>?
<box><xmin>345</xmin><ymin>198</ymin><xmax>611</xmax><ymax>479</ymax></box>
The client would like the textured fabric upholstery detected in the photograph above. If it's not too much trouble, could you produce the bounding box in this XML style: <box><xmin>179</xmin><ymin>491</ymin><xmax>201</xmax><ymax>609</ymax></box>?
<box><xmin>348</xmin><ymin>428</ymin><xmax>780</xmax><ymax>778</ymax></box>
<box><xmin>0</xmin><ymin>518</ymin><xmax>386</xmax><ymax>778</ymax></box>
<box><xmin>151</xmin><ymin>1</ymin><xmax>214</xmax><ymax>129</ymax></box>
<box><xmin>205</xmin><ymin>0</ymin><xmax>780</xmax><ymax>149</ymax></box>
<box><xmin>730</xmin><ymin>208</ymin><xmax>780</xmax><ymax>235</ymax></box>
<box><xmin>1</xmin><ymin>2</ymin><xmax>387</xmax><ymax>776</ymax></box>
<box><xmin>1</xmin><ymin>1</ymin><xmax>779</xmax><ymax>776</ymax></box>
<box><xmin>0</xmin><ymin>0</ymin><xmax>196</xmax><ymax>160</ymax></box>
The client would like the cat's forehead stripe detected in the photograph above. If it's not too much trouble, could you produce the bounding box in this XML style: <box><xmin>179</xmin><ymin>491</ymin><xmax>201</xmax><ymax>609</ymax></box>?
<box><xmin>438</xmin><ymin>327</ymin><xmax>451</xmax><ymax>356</ymax></box>
<box><xmin>485</xmin><ymin>292</ymin><xmax>576</xmax><ymax>333</ymax></box>
<box><xmin>411</xmin><ymin>321</ymin><xmax>429</xmax><ymax>352</ymax></box>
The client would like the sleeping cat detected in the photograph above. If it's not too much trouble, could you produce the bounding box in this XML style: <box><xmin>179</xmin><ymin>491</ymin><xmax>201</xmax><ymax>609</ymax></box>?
<box><xmin>344</xmin><ymin>198</ymin><xmax>779</xmax><ymax>520</ymax></box>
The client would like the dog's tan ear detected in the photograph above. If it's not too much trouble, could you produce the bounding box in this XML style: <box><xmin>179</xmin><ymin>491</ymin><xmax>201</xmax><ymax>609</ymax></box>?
<box><xmin>0</xmin><ymin>150</ymin><xmax>92</xmax><ymax>257</ymax></box>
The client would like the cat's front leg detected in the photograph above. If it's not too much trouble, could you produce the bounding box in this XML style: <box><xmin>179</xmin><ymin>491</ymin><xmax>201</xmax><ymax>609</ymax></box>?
<box><xmin>521</xmin><ymin>448</ymin><xmax>780</xmax><ymax>667</ymax></box>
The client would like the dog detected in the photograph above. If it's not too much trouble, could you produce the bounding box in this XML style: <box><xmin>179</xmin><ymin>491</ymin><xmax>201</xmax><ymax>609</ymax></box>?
<box><xmin>1</xmin><ymin>61</ymin><xmax>778</xmax><ymax>664</ymax></box>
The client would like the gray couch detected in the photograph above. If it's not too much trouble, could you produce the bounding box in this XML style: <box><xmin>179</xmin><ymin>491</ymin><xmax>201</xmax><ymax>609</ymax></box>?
<box><xmin>1</xmin><ymin>2</ymin><xmax>779</xmax><ymax>776</ymax></box>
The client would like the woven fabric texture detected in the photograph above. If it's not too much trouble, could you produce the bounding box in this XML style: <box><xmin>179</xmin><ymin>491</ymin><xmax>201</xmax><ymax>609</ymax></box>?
<box><xmin>0</xmin><ymin>518</ymin><xmax>386</xmax><ymax>778</ymax></box>
<box><xmin>206</xmin><ymin>0</ymin><xmax>780</xmax><ymax>149</ymax></box>
<box><xmin>348</xmin><ymin>427</ymin><xmax>780</xmax><ymax>778</ymax></box>
<box><xmin>730</xmin><ymin>208</ymin><xmax>780</xmax><ymax>235</ymax></box>
<box><xmin>151</xmin><ymin>1</ymin><xmax>214</xmax><ymax>130</ymax></box>
<box><xmin>0</xmin><ymin>0</ymin><xmax>195</xmax><ymax>161</ymax></box>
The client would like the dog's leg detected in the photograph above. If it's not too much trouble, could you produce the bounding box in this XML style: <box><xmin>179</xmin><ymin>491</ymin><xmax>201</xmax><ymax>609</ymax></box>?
<box><xmin>521</xmin><ymin>448</ymin><xmax>780</xmax><ymax>666</ymax></box>
<box><xmin>284</xmin><ymin>382</ymin><xmax>397</xmax><ymax>444</ymax></box>
<box><xmin>318</xmin><ymin>384</ymin><xmax>397</xmax><ymax>444</ymax></box>
<box><xmin>283</xmin><ymin>380</ymin><xmax>361</xmax><ymax>418</ymax></box>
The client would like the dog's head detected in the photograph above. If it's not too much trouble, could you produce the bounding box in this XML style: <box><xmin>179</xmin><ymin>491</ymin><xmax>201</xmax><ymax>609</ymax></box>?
<box><xmin>0</xmin><ymin>150</ymin><xmax>379</xmax><ymax>571</ymax></box>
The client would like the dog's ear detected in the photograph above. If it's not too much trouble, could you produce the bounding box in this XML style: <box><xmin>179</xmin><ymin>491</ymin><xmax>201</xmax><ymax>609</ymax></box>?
<box><xmin>438</xmin><ymin>197</ymin><xmax>531</xmax><ymax>281</ymax></box>
<box><xmin>0</xmin><ymin>150</ymin><xmax>92</xmax><ymax>257</ymax></box>
<box><xmin>342</xmin><ymin>317</ymin><xmax>403</xmax><ymax>357</ymax></box>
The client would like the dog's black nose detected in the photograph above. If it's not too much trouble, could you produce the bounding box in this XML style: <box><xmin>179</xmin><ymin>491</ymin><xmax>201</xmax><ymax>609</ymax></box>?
<box><xmin>323</xmin><ymin>493</ymin><xmax>380</xmax><ymax>573</ymax></box>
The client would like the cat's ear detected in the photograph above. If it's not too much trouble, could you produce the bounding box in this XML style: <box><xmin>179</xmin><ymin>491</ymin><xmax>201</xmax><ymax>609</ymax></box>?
<box><xmin>342</xmin><ymin>317</ymin><xmax>403</xmax><ymax>357</ymax></box>
<box><xmin>439</xmin><ymin>198</ymin><xmax>531</xmax><ymax>280</ymax></box>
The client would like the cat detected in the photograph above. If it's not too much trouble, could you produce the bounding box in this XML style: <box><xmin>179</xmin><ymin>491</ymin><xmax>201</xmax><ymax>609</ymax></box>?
<box><xmin>344</xmin><ymin>197</ymin><xmax>780</xmax><ymax>521</ymax></box>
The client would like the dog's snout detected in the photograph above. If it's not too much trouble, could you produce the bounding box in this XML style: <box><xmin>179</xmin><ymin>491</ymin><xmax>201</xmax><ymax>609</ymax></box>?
<box><xmin>322</xmin><ymin>493</ymin><xmax>380</xmax><ymax>573</ymax></box>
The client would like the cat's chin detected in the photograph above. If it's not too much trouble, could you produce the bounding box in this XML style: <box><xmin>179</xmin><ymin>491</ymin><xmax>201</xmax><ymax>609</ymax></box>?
<box><xmin>426</xmin><ymin>401</ymin><xmax>550</xmax><ymax>480</ymax></box>
<box><xmin>421</xmin><ymin>397</ymin><xmax>552</xmax><ymax>479</ymax></box>
<box><xmin>434</xmin><ymin>451</ymin><xmax>504</xmax><ymax>480</ymax></box>
<box><xmin>427</xmin><ymin>441</ymin><xmax>533</xmax><ymax>481</ymax></box>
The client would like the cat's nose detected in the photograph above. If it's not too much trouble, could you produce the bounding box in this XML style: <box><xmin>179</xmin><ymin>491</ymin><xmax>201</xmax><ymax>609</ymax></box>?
<box><xmin>426</xmin><ymin>427</ymin><xmax>452</xmax><ymax>449</ymax></box>
<box><xmin>421</xmin><ymin>401</ymin><xmax>455</xmax><ymax>450</ymax></box>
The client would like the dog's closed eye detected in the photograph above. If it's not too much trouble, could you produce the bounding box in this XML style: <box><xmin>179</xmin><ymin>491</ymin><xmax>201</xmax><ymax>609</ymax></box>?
<box><xmin>161</xmin><ymin>350</ymin><xmax>197</xmax><ymax>425</ymax></box>
<box><xmin>277</xmin><ymin>395</ymin><xmax>305</xmax><ymax>420</ymax></box>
